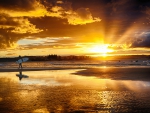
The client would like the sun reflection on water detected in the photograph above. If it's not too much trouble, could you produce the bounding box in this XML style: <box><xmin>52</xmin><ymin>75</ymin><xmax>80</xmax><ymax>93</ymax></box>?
<box><xmin>0</xmin><ymin>69</ymin><xmax>150</xmax><ymax>90</ymax></box>
<box><xmin>0</xmin><ymin>69</ymin><xmax>150</xmax><ymax>112</ymax></box>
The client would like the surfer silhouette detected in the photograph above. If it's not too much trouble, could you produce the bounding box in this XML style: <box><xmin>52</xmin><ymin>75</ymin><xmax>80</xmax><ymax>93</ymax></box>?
<box><xmin>18</xmin><ymin>55</ymin><xmax>23</xmax><ymax>69</ymax></box>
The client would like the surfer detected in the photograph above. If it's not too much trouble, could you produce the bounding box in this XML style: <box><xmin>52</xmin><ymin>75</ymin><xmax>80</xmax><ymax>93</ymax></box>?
<box><xmin>18</xmin><ymin>55</ymin><xmax>23</xmax><ymax>69</ymax></box>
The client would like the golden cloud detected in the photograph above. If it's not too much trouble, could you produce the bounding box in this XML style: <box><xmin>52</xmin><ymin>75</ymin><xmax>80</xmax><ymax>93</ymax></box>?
<box><xmin>0</xmin><ymin>6</ymin><xmax>48</xmax><ymax>17</ymax></box>
<box><xmin>47</xmin><ymin>4</ymin><xmax>101</xmax><ymax>25</ymax></box>
<box><xmin>0</xmin><ymin>14</ymin><xmax>43</xmax><ymax>34</ymax></box>
<box><xmin>11</xmin><ymin>18</ymin><xmax>43</xmax><ymax>34</ymax></box>
<box><xmin>0</xmin><ymin>34</ymin><xmax>18</xmax><ymax>49</ymax></box>
<box><xmin>0</xmin><ymin>0</ymin><xmax>48</xmax><ymax>17</ymax></box>
<box><xmin>66</xmin><ymin>8</ymin><xmax>101</xmax><ymax>25</ymax></box>
<box><xmin>0</xmin><ymin>1</ymin><xmax>101</xmax><ymax>25</ymax></box>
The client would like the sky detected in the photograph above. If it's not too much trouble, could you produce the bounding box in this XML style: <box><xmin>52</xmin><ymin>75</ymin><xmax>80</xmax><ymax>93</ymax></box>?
<box><xmin>0</xmin><ymin>0</ymin><xmax>150</xmax><ymax>57</ymax></box>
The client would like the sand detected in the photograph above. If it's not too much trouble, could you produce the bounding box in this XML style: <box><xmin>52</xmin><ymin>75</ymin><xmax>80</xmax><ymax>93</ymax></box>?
<box><xmin>73</xmin><ymin>67</ymin><xmax>150</xmax><ymax>81</ymax></box>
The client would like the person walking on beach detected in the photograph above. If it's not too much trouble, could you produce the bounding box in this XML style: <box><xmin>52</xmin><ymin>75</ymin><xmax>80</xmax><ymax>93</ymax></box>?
<box><xmin>18</xmin><ymin>55</ymin><xmax>23</xmax><ymax>69</ymax></box>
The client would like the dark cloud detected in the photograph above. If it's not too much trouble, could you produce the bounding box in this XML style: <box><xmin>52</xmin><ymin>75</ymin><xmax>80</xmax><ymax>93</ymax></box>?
<box><xmin>0</xmin><ymin>0</ymin><xmax>37</xmax><ymax>11</ymax></box>
<box><xmin>132</xmin><ymin>36</ymin><xmax>150</xmax><ymax>48</ymax></box>
<box><xmin>0</xmin><ymin>14</ymin><xmax>20</xmax><ymax>26</ymax></box>
<box><xmin>0</xmin><ymin>29</ymin><xmax>18</xmax><ymax>49</ymax></box>
<box><xmin>29</xmin><ymin>16</ymin><xmax>101</xmax><ymax>38</ymax></box>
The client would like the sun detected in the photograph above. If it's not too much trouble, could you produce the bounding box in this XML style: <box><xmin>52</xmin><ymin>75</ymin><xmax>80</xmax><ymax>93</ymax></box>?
<box><xmin>89</xmin><ymin>44</ymin><xmax>114</xmax><ymax>56</ymax></box>
<box><xmin>102</xmin><ymin>53</ymin><xmax>107</xmax><ymax>57</ymax></box>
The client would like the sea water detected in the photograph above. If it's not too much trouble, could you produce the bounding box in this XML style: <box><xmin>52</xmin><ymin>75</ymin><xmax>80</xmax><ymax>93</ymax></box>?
<box><xmin>0</xmin><ymin>67</ymin><xmax>150</xmax><ymax>113</ymax></box>
<box><xmin>0</xmin><ymin>60</ymin><xmax>150</xmax><ymax>69</ymax></box>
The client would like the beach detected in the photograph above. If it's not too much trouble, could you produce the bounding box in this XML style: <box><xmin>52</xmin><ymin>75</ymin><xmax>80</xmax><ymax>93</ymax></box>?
<box><xmin>0</xmin><ymin>61</ymin><xmax>150</xmax><ymax>112</ymax></box>
<box><xmin>1</xmin><ymin>0</ymin><xmax>150</xmax><ymax>112</ymax></box>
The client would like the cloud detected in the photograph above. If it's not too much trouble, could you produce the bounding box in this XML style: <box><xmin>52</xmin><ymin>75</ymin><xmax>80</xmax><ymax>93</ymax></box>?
<box><xmin>0</xmin><ymin>0</ymin><xmax>150</xmax><ymax>53</ymax></box>
<box><xmin>16</xmin><ymin>37</ymin><xmax>96</xmax><ymax>50</ymax></box>
<box><xmin>0</xmin><ymin>0</ymin><xmax>100</xmax><ymax>25</ymax></box>
<box><xmin>46</xmin><ymin>1</ymin><xmax>101</xmax><ymax>25</ymax></box>
<box><xmin>100</xmin><ymin>0</ymin><xmax>150</xmax><ymax>44</ymax></box>
<box><xmin>107</xmin><ymin>43</ymin><xmax>132</xmax><ymax>51</ymax></box>
<box><xmin>0</xmin><ymin>13</ymin><xmax>19</xmax><ymax>27</ymax></box>
<box><xmin>18</xmin><ymin>43</ymin><xmax>80</xmax><ymax>50</ymax></box>
<box><xmin>11</xmin><ymin>18</ymin><xmax>43</xmax><ymax>34</ymax></box>
<box><xmin>0</xmin><ymin>0</ymin><xmax>37</xmax><ymax>11</ymax></box>
<box><xmin>66</xmin><ymin>8</ymin><xmax>101</xmax><ymax>25</ymax></box>
<box><xmin>0</xmin><ymin>29</ymin><xmax>18</xmax><ymax>49</ymax></box>
<box><xmin>0</xmin><ymin>15</ymin><xmax>43</xmax><ymax>49</ymax></box>
<box><xmin>145</xmin><ymin>7</ymin><xmax>150</xmax><ymax>15</ymax></box>
<box><xmin>56</xmin><ymin>0</ymin><xmax>63</xmax><ymax>4</ymax></box>
<box><xmin>0</xmin><ymin>0</ymin><xmax>101</xmax><ymax>50</ymax></box>
<box><xmin>131</xmin><ymin>32</ymin><xmax>150</xmax><ymax>48</ymax></box>
<box><xmin>0</xmin><ymin>14</ymin><xmax>43</xmax><ymax>33</ymax></box>
<box><xmin>0</xmin><ymin>1</ymin><xmax>48</xmax><ymax>17</ymax></box>
<box><xmin>5</xmin><ymin>52</ymin><xmax>17</xmax><ymax>56</ymax></box>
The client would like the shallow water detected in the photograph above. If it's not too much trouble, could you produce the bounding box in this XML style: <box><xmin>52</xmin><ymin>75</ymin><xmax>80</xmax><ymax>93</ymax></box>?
<box><xmin>0</xmin><ymin>60</ymin><xmax>150</xmax><ymax>69</ymax></box>
<box><xmin>0</xmin><ymin>68</ymin><xmax>150</xmax><ymax>113</ymax></box>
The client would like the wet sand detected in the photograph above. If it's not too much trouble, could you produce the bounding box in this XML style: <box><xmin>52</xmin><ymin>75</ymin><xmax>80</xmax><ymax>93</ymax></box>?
<box><xmin>73</xmin><ymin>67</ymin><xmax>150</xmax><ymax>81</ymax></box>
<box><xmin>0</xmin><ymin>67</ymin><xmax>87</xmax><ymax>72</ymax></box>
<box><xmin>1</xmin><ymin>66</ymin><xmax>150</xmax><ymax>81</ymax></box>
<box><xmin>0</xmin><ymin>67</ymin><xmax>150</xmax><ymax>112</ymax></box>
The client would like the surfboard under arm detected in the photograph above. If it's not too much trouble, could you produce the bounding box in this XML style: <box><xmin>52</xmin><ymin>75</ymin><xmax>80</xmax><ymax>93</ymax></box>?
<box><xmin>16</xmin><ymin>57</ymin><xmax>29</xmax><ymax>64</ymax></box>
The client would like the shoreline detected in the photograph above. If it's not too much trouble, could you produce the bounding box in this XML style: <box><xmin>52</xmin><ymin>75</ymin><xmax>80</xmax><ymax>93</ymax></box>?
<box><xmin>0</xmin><ymin>67</ymin><xmax>87</xmax><ymax>72</ymax></box>
<box><xmin>0</xmin><ymin>65</ymin><xmax>150</xmax><ymax>72</ymax></box>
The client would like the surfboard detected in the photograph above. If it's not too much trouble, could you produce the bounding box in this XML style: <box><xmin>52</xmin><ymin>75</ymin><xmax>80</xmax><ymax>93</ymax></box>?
<box><xmin>16</xmin><ymin>57</ymin><xmax>29</xmax><ymax>64</ymax></box>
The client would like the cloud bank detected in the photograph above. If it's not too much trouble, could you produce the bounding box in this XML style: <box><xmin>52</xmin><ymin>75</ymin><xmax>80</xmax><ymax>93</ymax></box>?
<box><xmin>0</xmin><ymin>0</ymin><xmax>150</xmax><ymax>55</ymax></box>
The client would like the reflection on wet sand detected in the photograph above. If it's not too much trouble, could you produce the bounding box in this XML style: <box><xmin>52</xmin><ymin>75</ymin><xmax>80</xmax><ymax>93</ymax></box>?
<box><xmin>0</xmin><ymin>68</ymin><xmax>150</xmax><ymax>112</ymax></box>
<box><xmin>16</xmin><ymin>70</ymin><xmax>29</xmax><ymax>81</ymax></box>
<box><xmin>73</xmin><ymin>67</ymin><xmax>150</xmax><ymax>81</ymax></box>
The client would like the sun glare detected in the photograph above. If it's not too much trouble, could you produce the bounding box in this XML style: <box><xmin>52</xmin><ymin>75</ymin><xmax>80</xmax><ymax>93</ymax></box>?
<box><xmin>102</xmin><ymin>53</ymin><xmax>107</xmax><ymax>57</ymax></box>
<box><xmin>89</xmin><ymin>44</ymin><xmax>114</xmax><ymax>56</ymax></box>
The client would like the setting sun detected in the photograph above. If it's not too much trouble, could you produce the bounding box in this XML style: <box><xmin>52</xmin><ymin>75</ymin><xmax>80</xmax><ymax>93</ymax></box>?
<box><xmin>89</xmin><ymin>44</ymin><xmax>114</xmax><ymax>56</ymax></box>
<box><xmin>102</xmin><ymin>53</ymin><xmax>107</xmax><ymax>57</ymax></box>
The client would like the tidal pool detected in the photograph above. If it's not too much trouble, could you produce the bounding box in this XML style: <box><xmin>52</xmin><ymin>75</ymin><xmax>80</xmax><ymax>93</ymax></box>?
<box><xmin>0</xmin><ymin>67</ymin><xmax>150</xmax><ymax>113</ymax></box>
